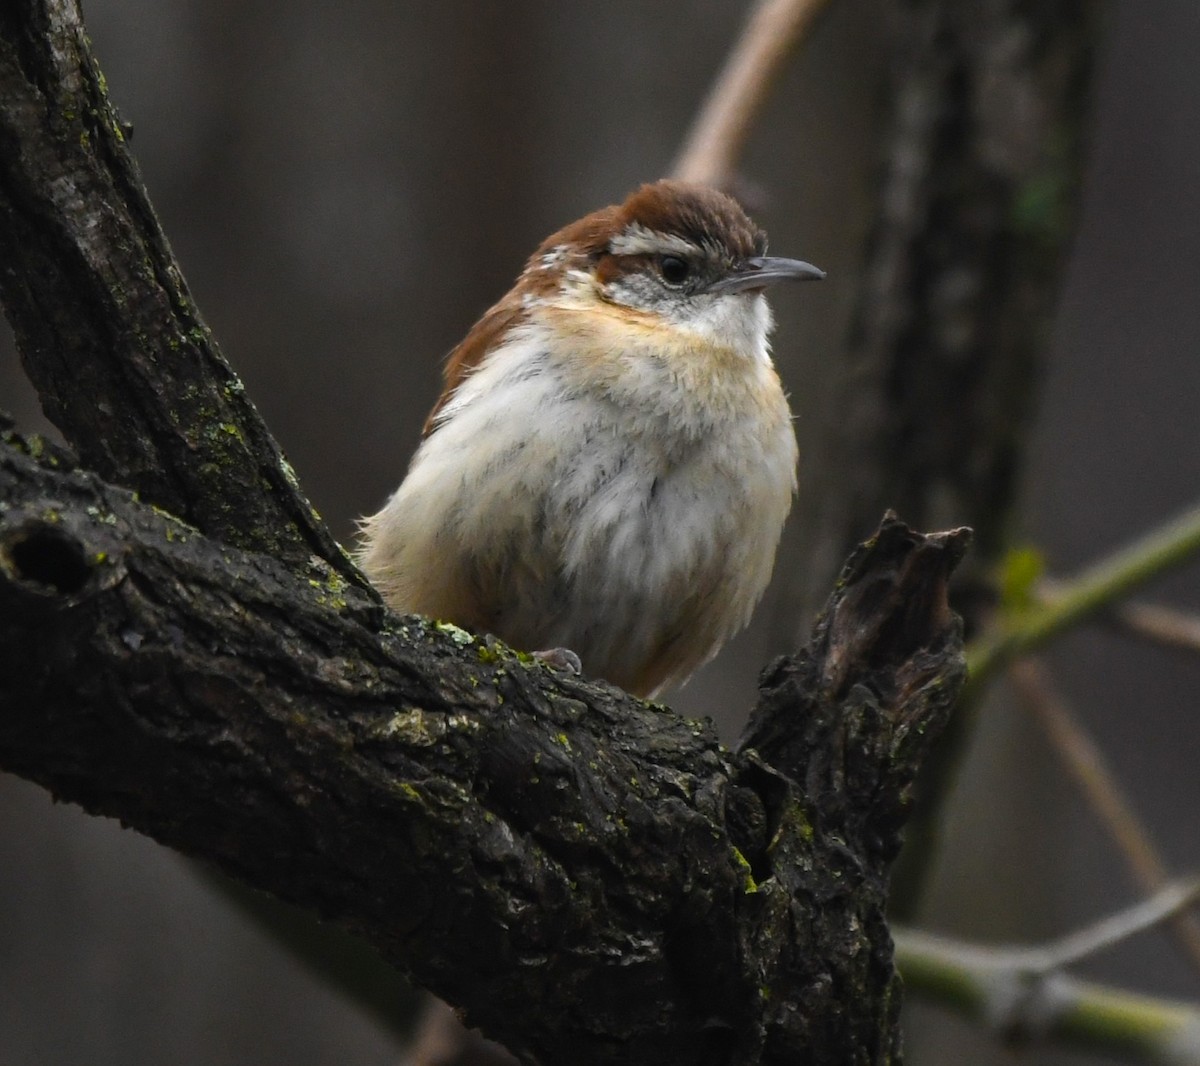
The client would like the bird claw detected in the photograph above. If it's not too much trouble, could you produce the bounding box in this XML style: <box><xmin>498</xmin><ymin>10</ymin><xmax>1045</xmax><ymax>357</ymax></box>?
<box><xmin>533</xmin><ymin>647</ymin><xmax>583</xmax><ymax>677</ymax></box>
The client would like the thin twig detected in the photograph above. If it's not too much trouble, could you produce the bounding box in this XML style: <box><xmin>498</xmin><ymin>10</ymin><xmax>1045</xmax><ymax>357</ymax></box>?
<box><xmin>967</xmin><ymin>502</ymin><xmax>1200</xmax><ymax>697</ymax></box>
<box><xmin>1111</xmin><ymin>599</ymin><xmax>1200</xmax><ymax>654</ymax></box>
<box><xmin>671</xmin><ymin>0</ymin><xmax>834</xmax><ymax>187</ymax></box>
<box><xmin>1037</xmin><ymin>877</ymin><xmax>1200</xmax><ymax>973</ymax></box>
<box><xmin>1010</xmin><ymin>657</ymin><xmax>1200</xmax><ymax>980</ymax></box>
<box><xmin>895</xmin><ymin>923</ymin><xmax>1200</xmax><ymax>1064</ymax></box>
<box><xmin>895</xmin><ymin>876</ymin><xmax>1200</xmax><ymax>975</ymax></box>
<box><xmin>1040</xmin><ymin>578</ymin><xmax>1200</xmax><ymax>657</ymax></box>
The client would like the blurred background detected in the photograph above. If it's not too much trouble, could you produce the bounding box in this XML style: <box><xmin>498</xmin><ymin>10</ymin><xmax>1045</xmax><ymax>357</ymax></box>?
<box><xmin>2</xmin><ymin>1</ymin><xmax>1199</xmax><ymax>1063</ymax></box>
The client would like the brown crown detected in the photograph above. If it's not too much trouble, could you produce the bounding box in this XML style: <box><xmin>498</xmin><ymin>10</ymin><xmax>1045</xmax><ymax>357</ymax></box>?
<box><xmin>531</xmin><ymin>180</ymin><xmax>767</xmax><ymax>265</ymax></box>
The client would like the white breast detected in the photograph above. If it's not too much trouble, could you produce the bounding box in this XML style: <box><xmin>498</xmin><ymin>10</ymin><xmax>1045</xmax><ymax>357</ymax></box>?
<box><xmin>358</xmin><ymin>303</ymin><xmax>797</xmax><ymax>697</ymax></box>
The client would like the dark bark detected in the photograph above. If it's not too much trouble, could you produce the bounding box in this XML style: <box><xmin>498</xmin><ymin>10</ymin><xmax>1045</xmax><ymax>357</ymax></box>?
<box><xmin>800</xmin><ymin>0</ymin><xmax>1098</xmax><ymax>616</ymax></box>
<box><xmin>0</xmin><ymin>2</ymin><xmax>970</xmax><ymax>1062</ymax></box>
<box><xmin>0</xmin><ymin>424</ymin><xmax>966</xmax><ymax>1064</ymax></box>
<box><xmin>0</xmin><ymin>0</ymin><xmax>363</xmax><ymax>587</ymax></box>
<box><xmin>792</xmin><ymin>0</ymin><xmax>1099</xmax><ymax>914</ymax></box>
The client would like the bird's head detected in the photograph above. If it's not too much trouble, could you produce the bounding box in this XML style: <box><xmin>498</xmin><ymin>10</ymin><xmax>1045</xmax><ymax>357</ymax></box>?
<box><xmin>524</xmin><ymin>179</ymin><xmax>824</xmax><ymax>357</ymax></box>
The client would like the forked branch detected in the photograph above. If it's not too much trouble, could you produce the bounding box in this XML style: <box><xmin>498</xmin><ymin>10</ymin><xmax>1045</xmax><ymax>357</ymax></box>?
<box><xmin>0</xmin><ymin>424</ymin><xmax>968</xmax><ymax>1063</ymax></box>
<box><xmin>0</xmin><ymin>2</ymin><xmax>972</xmax><ymax>1062</ymax></box>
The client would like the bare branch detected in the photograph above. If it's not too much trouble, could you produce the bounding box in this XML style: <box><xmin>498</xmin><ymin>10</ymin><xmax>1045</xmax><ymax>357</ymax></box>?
<box><xmin>1010</xmin><ymin>657</ymin><xmax>1200</xmax><ymax>979</ymax></box>
<box><xmin>895</xmin><ymin>885</ymin><xmax>1200</xmax><ymax>1066</ymax></box>
<box><xmin>967</xmin><ymin>503</ymin><xmax>1200</xmax><ymax>698</ymax></box>
<box><xmin>1040</xmin><ymin>578</ymin><xmax>1200</xmax><ymax>658</ymax></box>
<box><xmin>1035</xmin><ymin>878</ymin><xmax>1200</xmax><ymax>973</ymax></box>
<box><xmin>0</xmin><ymin>0</ymin><xmax>364</xmax><ymax>587</ymax></box>
<box><xmin>0</xmin><ymin>424</ymin><xmax>967</xmax><ymax>1064</ymax></box>
<box><xmin>1104</xmin><ymin>599</ymin><xmax>1200</xmax><ymax>655</ymax></box>
<box><xmin>670</xmin><ymin>0</ymin><xmax>833</xmax><ymax>187</ymax></box>
<box><xmin>0</xmin><ymin>3</ymin><xmax>973</xmax><ymax>1061</ymax></box>
<box><xmin>794</xmin><ymin>2</ymin><xmax>1100</xmax><ymax>918</ymax></box>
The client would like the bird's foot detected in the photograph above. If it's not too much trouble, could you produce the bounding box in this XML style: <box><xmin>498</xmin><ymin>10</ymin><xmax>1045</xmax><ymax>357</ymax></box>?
<box><xmin>532</xmin><ymin>647</ymin><xmax>583</xmax><ymax>677</ymax></box>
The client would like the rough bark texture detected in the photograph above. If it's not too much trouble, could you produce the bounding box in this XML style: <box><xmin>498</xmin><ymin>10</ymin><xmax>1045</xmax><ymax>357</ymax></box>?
<box><xmin>0</xmin><ymin>0</ymin><xmax>363</xmax><ymax>585</ymax></box>
<box><xmin>790</xmin><ymin>0</ymin><xmax>1099</xmax><ymax>913</ymax></box>
<box><xmin>800</xmin><ymin>0</ymin><xmax>1097</xmax><ymax>613</ymax></box>
<box><xmin>0</xmin><ymin>425</ymin><xmax>967</xmax><ymax>1064</ymax></box>
<box><xmin>0</xmin><ymin>2</ymin><xmax>970</xmax><ymax>1062</ymax></box>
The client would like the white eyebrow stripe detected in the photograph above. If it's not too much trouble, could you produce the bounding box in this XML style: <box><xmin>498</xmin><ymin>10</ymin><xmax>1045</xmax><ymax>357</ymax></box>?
<box><xmin>607</xmin><ymin>223</ymin><xmax>700</xmax><ymax>258</ymax></box>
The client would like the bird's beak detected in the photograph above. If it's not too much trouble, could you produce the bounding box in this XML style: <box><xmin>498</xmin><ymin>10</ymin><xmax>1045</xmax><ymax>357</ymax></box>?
<box><xmin>707</xmin><ymin>256</ymin><xmax>826</xmax><ymax>294</ymax></box>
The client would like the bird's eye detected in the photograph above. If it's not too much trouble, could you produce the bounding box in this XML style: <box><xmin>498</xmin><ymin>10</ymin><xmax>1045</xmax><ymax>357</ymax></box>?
<box><xmin>659</xmin><ymin>255</ymin><xmax>690</xmax><ymax>286</ymax></box>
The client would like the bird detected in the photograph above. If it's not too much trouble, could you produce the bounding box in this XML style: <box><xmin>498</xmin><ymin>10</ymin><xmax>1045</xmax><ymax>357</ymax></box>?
<box><xmin>357</xmin><ymin>179</ymin><xmax>823</xmax><ymax>698</ymax></box>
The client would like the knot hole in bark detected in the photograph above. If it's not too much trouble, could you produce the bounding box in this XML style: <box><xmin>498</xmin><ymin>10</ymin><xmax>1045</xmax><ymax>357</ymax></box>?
<box><xmin>2</xmin><ymin>521</ymin><xmax>93</xmax><ymax>596</ymax></box>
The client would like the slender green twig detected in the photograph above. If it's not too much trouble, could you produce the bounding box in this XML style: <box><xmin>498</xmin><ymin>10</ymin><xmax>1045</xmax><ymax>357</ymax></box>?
<box><xmin>967</xmin><ymin>502</ymin><xmax>1200</xmax><ymax>698</ymax></box>
<box><xmin>896</xmin><ymin>913</ymin><xmax>1200</xmax><ymax>1065</ymax></box>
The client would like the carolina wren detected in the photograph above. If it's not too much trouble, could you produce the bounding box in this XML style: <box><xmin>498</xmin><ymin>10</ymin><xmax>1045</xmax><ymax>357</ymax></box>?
<box><xmin>358</xmin><ymin>180</ymin><xmax>823</xmax><ymax>697</ymax></box>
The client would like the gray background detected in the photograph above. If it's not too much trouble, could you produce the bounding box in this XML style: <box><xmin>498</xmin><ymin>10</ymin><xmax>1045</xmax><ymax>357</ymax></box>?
<box><xmin>2</xmin><ymin>2</ymin><xmax>1199</xmax><ymax>1063</ymax></box>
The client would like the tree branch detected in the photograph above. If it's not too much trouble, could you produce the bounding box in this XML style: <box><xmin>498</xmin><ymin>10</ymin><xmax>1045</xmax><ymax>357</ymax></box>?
<box><xmin>0</xmin><ymin>0</ymin><xmax>363</xmax><ymax>586</ymax></box>
<box><xmin>1039</xmin><ymin>578</ymin><xmax>1200</xmax><ymax>659</ymax></box>
<box><xmin>0</xmin><ymin>422</ymin><xmax>968</xmax><ymax>1064</ymax></box>
<box><xmin>1011</xmin><ymin>657</ymin><xmax>1200</xmax><ymax>980</ymax></box>
<box><xmin>784</xmin><ymin>2</ymin><xmax>1100</xmax><ymax>914</ymax></box>
<box><xmin>895</xmin><ymin>911</ymin><xmax>1200</xmax><ymax>1066</ymax></box>
<box><xmin>967</xmin><ymin>502</ymin><xmax>1200</xmax><ymax>698</ymax></box>
<box><xmin>0</xmin><ymin>2</ymin><xmax>974</xmax><ymax>1060</ymax></box>
<box><xmin>670</xmin><ymin>0</ymin><xmax>833</xmax><ymax>188</ymax></box>
<box><xmin>797</xmin><ymin>1</ymin><xmax>1099</xmax><ymax>622</ymax></box>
